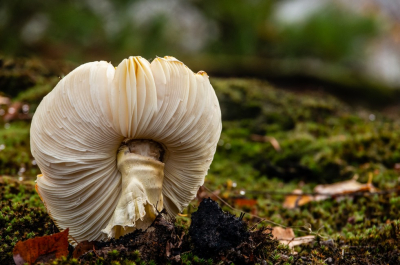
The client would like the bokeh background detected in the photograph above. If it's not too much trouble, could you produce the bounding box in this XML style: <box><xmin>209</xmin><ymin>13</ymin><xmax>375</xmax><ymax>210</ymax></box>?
<box><xmin>2</xmin><ymin>2</ymin><xmax>400</xmax><ymax>262</ymax></box>
<box><xmin>2</xmin><ymin>0</ymin><xmax>400</xmax><ymax>105</ymax></box>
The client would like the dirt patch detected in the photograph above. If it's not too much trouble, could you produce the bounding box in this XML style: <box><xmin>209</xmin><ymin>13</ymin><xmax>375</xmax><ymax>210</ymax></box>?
<box><xmin>189</xmin><ymin>198</ymin><xmax>281</xmax><ymax>264</ymax></box>
<box><xmin>80</xmin><ymin>210</ymin><xmax>185</xmax><ymax>264</ymax></box>
<box><xmin>189</xmin><ymin>198</ymin><xmax>249</xmax><ymax>258</ymax></box>
<box><xmin>77</xmin><ymin>199</ymin><xmax>281</xmax><ymax>264</ymax></box>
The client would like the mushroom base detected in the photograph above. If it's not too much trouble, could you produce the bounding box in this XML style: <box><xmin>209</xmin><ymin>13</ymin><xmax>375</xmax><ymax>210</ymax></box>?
<box><xmin>102</xmin><ymin>141</ymin><xmax>165</xmax><ymax>238</ymax></box>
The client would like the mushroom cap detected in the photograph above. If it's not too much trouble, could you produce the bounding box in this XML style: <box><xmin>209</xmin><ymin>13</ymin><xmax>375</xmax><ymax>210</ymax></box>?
<box><xmin>31</xmin><ymin>56</ymin><xmax>222</xmax><ymax>243</ymax></box>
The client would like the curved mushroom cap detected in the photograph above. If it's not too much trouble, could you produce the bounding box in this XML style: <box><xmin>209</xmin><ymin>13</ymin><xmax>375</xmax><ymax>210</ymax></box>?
<box><xmin>31</xmin><ymin>56</ymin><xmax>222</xmax><ymax>243</ymax></box>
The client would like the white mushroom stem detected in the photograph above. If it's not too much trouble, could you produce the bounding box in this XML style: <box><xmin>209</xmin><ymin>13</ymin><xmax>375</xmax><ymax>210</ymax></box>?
<box><xmin>102</xmin><ymin>140</ymin><xmax>165</xmax><ymax>238</ymax></box>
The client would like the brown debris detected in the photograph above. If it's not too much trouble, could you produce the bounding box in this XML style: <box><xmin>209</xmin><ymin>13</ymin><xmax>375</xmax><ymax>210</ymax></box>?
<box><xmin>283</xmin><ymin>176</ymin><xmax>377</xmax><ymax>208</ymax></box>
<box><xmin>197</xmin><ymin>185</ymin><xmax>220</xmax><ymax>201</ymax></box>
<box><xmin>79</xmin><ymin>212</ymin><xmax>185</xmax><ymax>264</ymax></box>
<box><xmin>313</xmin><ymin>177</ymin><xmax>376</xmax><ymax>201</ymax></box>
<box><xmin>283</xmin><ymin>189</ymin><xmax>313</xmax><ymax>209</ymax></box>
<box><xmin>13</xmin><ymin>228</ymin><xmax>69</xmax><ymax>265</ymax></box>
<box><xmin>271</xmin><ymin>227</ymin><xmax>315</xmax><ymax>249</ymax></box>
<box><xmin>72</xmin><ymin>241</ymin><xmax>95</xmax><ymax>259</ymax></box>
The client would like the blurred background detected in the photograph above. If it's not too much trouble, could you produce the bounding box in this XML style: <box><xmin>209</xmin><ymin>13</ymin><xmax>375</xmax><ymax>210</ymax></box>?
<box><xmin>1</xmin><ymin>0</ymin><xmax>400</xmax><ymax>105</ymax></box>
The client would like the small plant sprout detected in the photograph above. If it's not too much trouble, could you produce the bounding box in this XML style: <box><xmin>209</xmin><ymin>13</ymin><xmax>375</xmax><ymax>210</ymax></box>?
<box><xmin>30</xmin><ymin>56</ymin><xmax>222</xmax><ymax>244</ymax></box>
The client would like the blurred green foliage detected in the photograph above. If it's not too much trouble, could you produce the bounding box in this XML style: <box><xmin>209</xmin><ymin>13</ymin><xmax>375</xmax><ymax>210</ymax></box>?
<box><xmin>275</xmin><ymin>6</ymin><xmax>379</xmax><ymax>62</ymax></box>
<box><xmin>0</xmin><ymin>122</ymin><xmax>35</xmax><ymax>176</ymax></box>
<box><xmin>192</xmin><ymin>0</ymin><xmax>274</xmax><ymax>56</ymax></box>
<box><xmin>0</xmin><ymin>0</ymin><xmax>381</xmax><ymax>68</ymax></box>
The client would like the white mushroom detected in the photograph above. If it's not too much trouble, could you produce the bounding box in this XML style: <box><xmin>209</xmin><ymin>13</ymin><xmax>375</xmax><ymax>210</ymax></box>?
<box><xmin>30</xmin><ymin>56</ymin><xmax>222</xmax><ymax>243</ymax></box>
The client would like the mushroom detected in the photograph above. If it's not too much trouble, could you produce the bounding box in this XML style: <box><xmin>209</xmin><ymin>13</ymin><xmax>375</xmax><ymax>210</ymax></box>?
<box><xmin>30</xmin><ymin>56</ymin><xmax>222</xmax><ymax>244</ymax></box>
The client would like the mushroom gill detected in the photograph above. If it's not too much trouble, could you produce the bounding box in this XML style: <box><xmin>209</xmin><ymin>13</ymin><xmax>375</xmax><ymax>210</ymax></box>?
<box><xmin>31</xmin><ymin>56</ymin><xmax>222</xmax><ymax>244</ymax></box>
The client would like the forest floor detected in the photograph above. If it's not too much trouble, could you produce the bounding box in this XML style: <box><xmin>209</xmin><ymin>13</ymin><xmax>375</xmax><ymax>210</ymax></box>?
<box><xmin>0</xmin><ymin>56</ymin><xmax>400</xmax><ymax>264</ymax></box>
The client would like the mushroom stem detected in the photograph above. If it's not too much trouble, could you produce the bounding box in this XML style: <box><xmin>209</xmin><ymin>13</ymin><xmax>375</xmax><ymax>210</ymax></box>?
<box><xmin>102</xmin><ymin>140</ymin><xmax>165</xmax><ymax>238</ymax></box>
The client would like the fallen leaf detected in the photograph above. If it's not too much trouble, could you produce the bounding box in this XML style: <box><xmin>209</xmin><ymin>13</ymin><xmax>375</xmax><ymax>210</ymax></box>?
<box><xmin>233</xmin><ymin>197</ymin><xmax>258</xmax><ymax>207</ymax></box>
<box><xmin>314</xmin><ymin>175</ymin><xmax>376</xmax><ymax>201</ymax></box>
<box><xmin>286</xmin><ymin>236</ymin><xmax>315</xmax><ymax>249</ymax></box>
<box><xmin>271</xmin><ymin>227</ymin><xmax>315</xmax><ymax>249</ymax></box>
<box><xmin>13</xmin><ymin>228</ymin><xmax>69</xmax><ymax>265</ymax></box>
<box><xmin>271</xmin><ymin>227</ymin><xmax>295</xmax><ymax>239</ymax></box>
<box><xmin>283</xmin><ymin>175</ymin><xmax>376</xmax><ymax>208</ymax></box>
<box><xmin>282</xmin><ymin>189</ymin><xmax>313</xmax><ymax>209</ymax></box>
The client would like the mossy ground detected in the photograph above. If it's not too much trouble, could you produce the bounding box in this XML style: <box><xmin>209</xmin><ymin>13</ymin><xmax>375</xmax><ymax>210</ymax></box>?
<box><xmin>1</xmin><ymin>56</ymin><xmax>400</xmax><ymax>264</ymax></box>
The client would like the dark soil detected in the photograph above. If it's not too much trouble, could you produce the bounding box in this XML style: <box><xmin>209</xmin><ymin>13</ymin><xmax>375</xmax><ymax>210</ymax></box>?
<box><xmin>189</xmin><ymin>198</ymin><xmax>249</xmax><ymax>258</ymax></box>
<box><xmin>77</xmin><ymin>199</ymin><xmax>282</xmax><ymax>265</ymax></box>
<box><xmin>189</xmin><ymin>198</ymin><xmax>283</xmax><ymax>264</ymax></box>
<box><xmin>80</xmin><ymin>210</ymin><xmax>185</xmax><ymax>264</ymax></box>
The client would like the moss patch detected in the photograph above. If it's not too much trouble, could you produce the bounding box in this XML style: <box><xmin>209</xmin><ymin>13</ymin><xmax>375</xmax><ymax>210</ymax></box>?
<box><xmin>1</xmin><ymin>57</ymin><xmax>400</xmax><ymax>264</ymax></box>
<box><xmin>0</xmin><ymin>177</ymin><xmax>54</xmax><ymax>264</ymax></box>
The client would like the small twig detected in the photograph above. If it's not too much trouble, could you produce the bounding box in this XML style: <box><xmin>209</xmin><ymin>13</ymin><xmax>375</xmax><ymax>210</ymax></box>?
<box><xmin>92</xmin><ymin>245</ymin><xmax>99</xmax><ymax>258</ymax></box>
<box><xmin>250</xmin><ymin>218</ymin><xmax>265</xmax><ymax>230</ymax></box>
<box><xmin>239</xmin><ymin>212</ymin><xmax>245</xmax><ymax>220</ymax></box>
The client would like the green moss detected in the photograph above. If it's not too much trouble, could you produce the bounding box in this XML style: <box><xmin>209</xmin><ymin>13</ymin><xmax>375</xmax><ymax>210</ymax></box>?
<box><xmin>180</xmin><ymin>252</ymin><xmax>213</xmax><ymax>265</ymax></box>
<box><xmin>0</xmin><ymin>177</ymin><xmax>53</xmax><ymax>264</ymax></box>
<box><xmin>1</xmin><ymin>58</ymin><xmax>400</xmax><ymax>264</ymax></box>
<box><xmin>208</xmin><ymin>78</ymin><xmax>400</xmax><ymax>187</ymax></box>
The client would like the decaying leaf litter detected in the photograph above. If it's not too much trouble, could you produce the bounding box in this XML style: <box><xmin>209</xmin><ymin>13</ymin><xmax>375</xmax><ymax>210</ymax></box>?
<box><xmin>1</xmin><ymin>56</ymin><xmax>400</xmax><ymax>264</ymax></box>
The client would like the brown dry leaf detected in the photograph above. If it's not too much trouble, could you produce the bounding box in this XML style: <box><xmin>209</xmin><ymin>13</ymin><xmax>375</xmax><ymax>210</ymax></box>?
<box><xmin>234</xmin><ymin>198</ymin><xmax>258</xmax><ymax>207</ymax></box>
<box><xmin>13</xmin><ymin>228</ymin><xmax>69</xmax><ymax>265</ymax></box>
<box><xmin>286</xmin><ymin>236</ymin><xmax>315</xmax><ymax>249</ymax></box>
<box><xmin>282</xmin><ymin>189</ymin><xmax>313</xmax><ymax>209</ymax></box>
<box><xmin>313</xmin><ymin>175</ymin><xmax>376</xmax><ymax>201</ymax></box>
<box><xmin>271</xmin><ymin>227</ymin><xmax>315</xmax><ymax>249</ymax></box>
<box><xmin>283</xmin><ymin>175</ymin><xmax>376</xmax><ymax>208</ymax></box>
<box><xmin>271</xmin><ymin>227</ymin><xmax>295</xmax><ymax>239</ymax></box>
